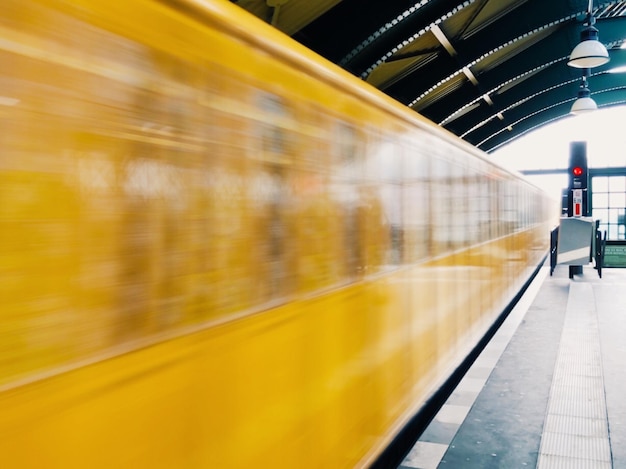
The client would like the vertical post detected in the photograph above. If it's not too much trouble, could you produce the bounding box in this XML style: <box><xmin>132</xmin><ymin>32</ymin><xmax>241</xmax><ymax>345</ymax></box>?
<box><xmin>567</xmin><ymin>141</ymin><xmax>589</xmax><ymax>217</ymax></box>
<box><xmin>568</xmin><ymin>141</ymin><xmax>589</xmax><ymax>277</ymax></box>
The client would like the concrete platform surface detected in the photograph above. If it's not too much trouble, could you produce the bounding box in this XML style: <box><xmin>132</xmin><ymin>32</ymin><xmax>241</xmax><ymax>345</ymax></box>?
<box><xmin>398</xmin><ymin>265</ymin><xmax>626</xmax><ymax>469</ymax></box>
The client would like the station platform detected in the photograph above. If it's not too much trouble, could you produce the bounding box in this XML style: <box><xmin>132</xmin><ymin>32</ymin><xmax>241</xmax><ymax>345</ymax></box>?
<box><xmin>398</xmin><ymin>264</ymin><xmax>626</xmax><ymax>469</ymax></box>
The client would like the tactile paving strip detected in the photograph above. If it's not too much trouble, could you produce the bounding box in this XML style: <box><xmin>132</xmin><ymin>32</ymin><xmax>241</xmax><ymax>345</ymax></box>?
<box><xmin>536</xmin><ymin>282</ymin><xmax>612</xmax><ymax>469</ymax></box>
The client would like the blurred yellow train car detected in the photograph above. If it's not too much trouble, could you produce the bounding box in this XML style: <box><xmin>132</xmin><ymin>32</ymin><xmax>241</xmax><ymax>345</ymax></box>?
<box><xmin>0</xmin><ymin>0</ymin><xmax>554</xmax><ymax>467</ymax></box>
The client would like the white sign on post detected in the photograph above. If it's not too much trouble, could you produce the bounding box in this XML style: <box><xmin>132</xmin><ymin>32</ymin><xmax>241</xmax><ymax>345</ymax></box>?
<box><xmin>573</xmin><ymin>189</ymin><xmax>582</xmax><ymax>217</ymax></box>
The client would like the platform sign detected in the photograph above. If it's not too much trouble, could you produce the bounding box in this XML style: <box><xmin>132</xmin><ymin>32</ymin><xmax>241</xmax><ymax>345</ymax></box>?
<box><xmin>603</xmin><ymin>243</ymin><xmax>626</xmax><ymax>268</ymax></box>
<box><xmin>572</xmin><ymin>189</ymin><xmax>583</xmax><ymax>217</ymax></box>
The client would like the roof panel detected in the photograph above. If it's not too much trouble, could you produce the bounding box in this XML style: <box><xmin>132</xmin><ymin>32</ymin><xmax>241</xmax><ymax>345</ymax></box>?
<box><xmin>232</xmin><ymin>0</ymin><xmax>626</xmax><ymax>153</ymax></box>
<box><xmin>367</xmin><ymin>53</ymin><xmax>437</xmax><ymax>90</ymax></box>
<box><xmin>459</xmin><ymin>0</ymin><xmax>532</xmax><ymax>39</ymax></box>
<box><xmin>231</xmin><ymin>0</ymin><xmax>343</xmax><ymax>36</ymax></box>
<box><xmin>413</xmin><ymin>73</ymin><xmax>469</xmax><ymax>111</ymax></box>
<box><xmin>390</xmin><ymin>28</ymin><xmax>441</xmax><ymax>61</ymax></box>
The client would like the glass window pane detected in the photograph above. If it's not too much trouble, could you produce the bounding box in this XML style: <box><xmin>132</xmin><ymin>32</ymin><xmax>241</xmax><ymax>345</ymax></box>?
<box><xmin>609</xmin><ymin>191</ymin><xmax>626</xmax><ymax>208</ymax></box>
<box><xmin>610</xmin><ymin>208</ymin><xmax>620</xmax><ymax>224</ymax></box>
<box><xmin>593</xmin><ymin>176</ymin><xmax>609</xmax><ymax>192</ymax></box>
<box><xmin>594</xmin><ymin>208</ymin><xmax>609</xmax><ymax>221</ymax></box>
<box><xmin>593</xmin><ymin>192</ymin><xmax>609</xmax><ymax>208</ymax></box>
<box><xmin>610</xmin><ymin>176</ymin><xmax>626</xmax><ymax>192</ymax></box>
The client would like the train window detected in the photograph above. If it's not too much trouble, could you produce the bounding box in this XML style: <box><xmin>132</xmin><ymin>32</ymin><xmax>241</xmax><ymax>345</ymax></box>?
<box><xmin>288</xmin><ymin>105</ymin><xmax>337</xmax><ymax>292</ymax></box>
<box><xmin>264</xmin><ymin>166</ymin><xmax>291</xmax><ymax>298</ymax></box>
<box><xmin>477</xmin><ymin>172</ymin><xmax>491</xmax><ymax>243</ymax></box>
<box><xmin>258</xmin><ymin>93</ymin><xmax>291</xmax><ymax>161</ymax></box>
<box><xmin>373</xmin><ymin>136</ymin><xmax>403</xmax><ymax>267</ymax></box>
<box><xmin>403</xmin><ymin>149</ymin><xmax>430</xmax><ymax>262</ymax></box>
<box><xmin>490</xmin><ymin>177</ymin><xmax>502</xmax><ymax>238</ymax></box>
<box><xmin>333</xmin><ymin>121</ymin><xmax>362</xmax><ymax>183</ymax></box>
<box><xmin>295</xmin><ymin>105</ymin><xmax>329</xmax><ymax>173</ymax></box>
<box><xmin>254</xmin><ymin>93</ymin><xmax>294</xmax><ymax>300</ymax></box>
<box><xmin>465</xmin><ymin>169</ymin><xmax>482</xmax><ymax>245</ymax></box>
<box><xmin>336</xmin><ymin>122</ymin><xmax>357</xmax><ymax>163</ymax></box>
<box><xmin>381</xmin><ymin>181</ymin><xmax>403</xmax><ymax>266</ymax></box>
<box><xmin>333</xmin><ymin>122</ymin><xmax>363</xmax><ymax>279</ymax></box>
<box><xmin>430</xmin><ymin>157</ymin><xmax>452</xmax><ymax>256</ymax></box>
<box><xmin>249</xmin><ymin>167</ymin><xmax>293</xmax><ymax>301</ymax></box>
<box><xmin>500</xmin><ymin>181</ymin><xmax>518</xmax><ymax>235</ymax></box>
<box><xmin>449</xmin><ymin>159</ymin><xmax>467</xmax><ymax>250</ymax></box>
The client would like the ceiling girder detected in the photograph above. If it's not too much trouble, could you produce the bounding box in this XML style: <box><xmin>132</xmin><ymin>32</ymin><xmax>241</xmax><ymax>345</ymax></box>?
<box><xmin>234</xmin><ymin>0</ymin><xmax>626</xmax><ymax>153</ymax></box>
<box><xmin>468</xmin><ymin>70</ymin><xmax>626</xmax><ymax>150</ymax></box>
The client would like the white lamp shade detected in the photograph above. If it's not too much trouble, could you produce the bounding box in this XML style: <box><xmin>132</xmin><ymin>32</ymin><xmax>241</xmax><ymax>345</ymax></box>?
<box><xmin>568</xmin><ymin>39</ymin><xmax>610</xmax><ymax>68</ymax></box>
<box><xmin>571</xmin><ymin>96</ymin><xmax>597</xmax><ymax>114</ymax></box>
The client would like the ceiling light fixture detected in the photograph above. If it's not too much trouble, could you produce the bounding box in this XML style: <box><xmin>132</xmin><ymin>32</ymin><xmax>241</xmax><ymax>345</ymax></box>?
<box><xmin>570</xmin><ymin>76</ymin><xmax>597</xmax><ymax>114</ymax></box>
<box><xmin>568</xmin><ymin>1</ymin><xmax>610</xmax><ymax>68</ymax></box>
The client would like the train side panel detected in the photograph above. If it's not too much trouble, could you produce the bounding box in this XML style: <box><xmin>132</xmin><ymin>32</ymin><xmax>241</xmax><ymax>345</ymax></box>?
<box><xmin>0</xmin><ymin>0</ymin><xmax>552</xmax><ymax>467</ymax></box>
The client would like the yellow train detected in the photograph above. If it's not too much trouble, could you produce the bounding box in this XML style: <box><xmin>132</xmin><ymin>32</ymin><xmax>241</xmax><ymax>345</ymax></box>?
<box><xmin>0</xmin><ymin>0</ymin><xmax>554</xmax><ymax>467</ymax></box>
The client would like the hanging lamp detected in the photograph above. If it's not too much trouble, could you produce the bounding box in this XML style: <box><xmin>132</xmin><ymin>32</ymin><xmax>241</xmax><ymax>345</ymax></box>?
<box><xmin>568</xmin><ymin>1</ymin><xmax>609</xmax><ymax>68</ymax></box>
<box><xmin>570</xmin><ymin>77</ymin><xmax>597</xmax><ymax>114</ymax></box>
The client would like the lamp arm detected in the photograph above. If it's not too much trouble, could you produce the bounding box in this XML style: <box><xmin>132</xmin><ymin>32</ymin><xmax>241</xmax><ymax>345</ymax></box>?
<box><xmin>585</xmin><ymin>0</ymin><xmax>596</xmax><ymax>26</ymax></box>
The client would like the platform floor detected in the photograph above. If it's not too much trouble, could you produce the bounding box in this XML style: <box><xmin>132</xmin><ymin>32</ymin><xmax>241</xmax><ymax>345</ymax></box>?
<box><xmin>398</xmin><ymin>264</ymin><xmax>626</xmax><ymax>469</ymax></box>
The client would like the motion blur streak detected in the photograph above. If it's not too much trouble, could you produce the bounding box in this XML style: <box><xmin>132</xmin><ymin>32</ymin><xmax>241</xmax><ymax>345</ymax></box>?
<box><xmin>0</xmin><ymin>0</ymin><xmax>555</xmax><ymax>467</ymax></box>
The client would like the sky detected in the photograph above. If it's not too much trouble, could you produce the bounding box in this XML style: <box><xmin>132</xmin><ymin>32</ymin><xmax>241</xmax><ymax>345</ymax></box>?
<box><xmin>491</xmin><ymin>105</ymin><xmax>626</xmax><ymax>201</ymax></box>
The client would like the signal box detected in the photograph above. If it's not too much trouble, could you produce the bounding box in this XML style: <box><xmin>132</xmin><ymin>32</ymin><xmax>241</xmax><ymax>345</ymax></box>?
<box><xmin>568</xmin><ymin>141</ymin><xmax>589</xmax><ymax>217</ymax></box>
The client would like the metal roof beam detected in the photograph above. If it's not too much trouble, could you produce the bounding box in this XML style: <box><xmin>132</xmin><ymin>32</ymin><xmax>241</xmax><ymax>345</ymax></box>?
<box><xmin>429</xmin><ymin>16</ymin><xmax>626</xmax><ymax>134</ymax></box>
<box><xmin>457</xmin><ymin>46</ymin><xmax>626</xmax><ymax>145</ymax></box>
<box><xmin>473</xmin><ymin>85</ymin><xmax>626</xmax><ymax>152</ymax></box>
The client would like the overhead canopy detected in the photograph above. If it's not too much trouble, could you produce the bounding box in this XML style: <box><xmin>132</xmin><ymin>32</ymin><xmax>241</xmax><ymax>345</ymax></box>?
<box><xmin>232</xmin><ymin>0</ymin><xmax>626</xmax><ymax>153</ymax></box>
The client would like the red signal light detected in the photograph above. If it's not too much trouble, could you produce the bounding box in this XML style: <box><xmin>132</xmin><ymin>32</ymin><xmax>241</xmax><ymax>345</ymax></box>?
<box><xmin>572</xmin><ymin>166</ymin><xmax>584</xmax><ymax>177</ymax></box>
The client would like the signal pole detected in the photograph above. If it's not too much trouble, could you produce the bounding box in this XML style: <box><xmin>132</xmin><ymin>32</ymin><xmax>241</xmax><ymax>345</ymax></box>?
<box><xmin>567</xmin><ymin>141</ymin><xmax>589</xmax><ymax>276</ymax></box>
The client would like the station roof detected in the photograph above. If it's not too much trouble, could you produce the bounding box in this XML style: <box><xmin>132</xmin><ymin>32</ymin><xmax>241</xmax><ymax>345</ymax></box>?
<box><xmin>232</xmin><ymin>0</ymin><xmax>626</xmax><ymax>153</ymax></box>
